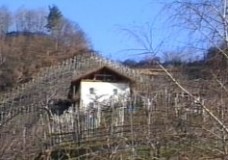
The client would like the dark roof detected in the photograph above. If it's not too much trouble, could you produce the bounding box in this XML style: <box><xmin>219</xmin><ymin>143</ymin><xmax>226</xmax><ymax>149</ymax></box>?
<box><xmin>71</xmin><ymin>66</ymin><xmax>133</xmax><ymax>84</ymax></box>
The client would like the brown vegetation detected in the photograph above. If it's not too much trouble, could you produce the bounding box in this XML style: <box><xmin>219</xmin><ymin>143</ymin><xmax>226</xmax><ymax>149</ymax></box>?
<box><xmin>3</xmin><ymin>1</ymin><xmax>228</xmax><ymax>159</ymax></box>
<box><xmin>0</xmin><ymin>6</ymin><xmax>91</xmax><ymax>92</ymax></box>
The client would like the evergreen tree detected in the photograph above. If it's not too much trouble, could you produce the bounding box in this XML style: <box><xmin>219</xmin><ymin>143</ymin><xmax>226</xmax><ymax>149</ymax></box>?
<box><xmin>46</xmin><ymin>5</ymin><xmax>63</xmax><ymax>49</ymax></box>
<box><xmin>46</xmin><ymin>5</ymin><xmax>62</xmax><ymax>34</ymax></box>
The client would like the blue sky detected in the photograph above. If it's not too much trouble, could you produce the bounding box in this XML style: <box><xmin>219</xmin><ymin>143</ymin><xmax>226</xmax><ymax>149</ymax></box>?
<box><xmin>0</xmin><ymin>0</ymin><xmax>186</xmax><ymax>61</ymax></box>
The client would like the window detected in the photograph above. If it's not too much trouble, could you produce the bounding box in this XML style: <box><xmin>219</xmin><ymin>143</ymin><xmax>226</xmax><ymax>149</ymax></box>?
<box><xmin>113</xmin><ymin>89</ymin><xmax>118</xmax><ymax>95</ymax></box>
<box><xmin>89</xmin><ymin>87</ymin><xmax>94</xmax><ymax>94</ymax></box>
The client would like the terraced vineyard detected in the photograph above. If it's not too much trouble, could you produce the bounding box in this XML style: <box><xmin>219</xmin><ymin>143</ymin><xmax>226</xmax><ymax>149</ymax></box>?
<box><xmin>0</xmin><ymin>52</ymin><xmax>226</xmax><ymax>160</ymax></box>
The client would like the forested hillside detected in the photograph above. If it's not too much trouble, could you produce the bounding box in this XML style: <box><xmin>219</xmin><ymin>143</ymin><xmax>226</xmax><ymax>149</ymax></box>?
<box><xmin>0</xmin><ymin>5</ymin><xmax>91</xmax><ymax>92</ymax></box>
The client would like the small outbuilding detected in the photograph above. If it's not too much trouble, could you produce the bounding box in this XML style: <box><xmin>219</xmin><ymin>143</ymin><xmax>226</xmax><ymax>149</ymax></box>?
<box><xmin>68</xmin><ymin>66</ymin><xmax>134</xmax><ymax>129</ymax></box>
<box><xmin>69</xmin><ymin>66</ymin><xmax>133</xmax><ymax>111</ymax></box>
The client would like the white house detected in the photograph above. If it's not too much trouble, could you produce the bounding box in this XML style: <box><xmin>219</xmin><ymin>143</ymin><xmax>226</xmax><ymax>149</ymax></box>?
<box><xmin>69</xmin><ymin>66</ymin><xmax>133</xmax><ymax>128</ymax></box>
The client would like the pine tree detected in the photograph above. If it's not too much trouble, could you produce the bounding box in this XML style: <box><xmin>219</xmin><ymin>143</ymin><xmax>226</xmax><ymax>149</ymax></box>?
<box><xmin>46</xmin><ymin>5</ymin><xmax>62</xmax><ymax>34</ymax></box>
<box><xmin>46</xmin><ymin>5</ymin><xmax>63</xmax><ymax>49</ymax></box>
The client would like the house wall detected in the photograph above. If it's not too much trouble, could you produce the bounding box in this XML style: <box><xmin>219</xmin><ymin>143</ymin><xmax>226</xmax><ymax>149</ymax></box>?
<box><xmin>80</xmin><ymin>81</ymin><xmax>130</xmax><ymax>109</ymax></box>
<box><xmin>79</xmin><ymin>81</ymin><xmax>130</xmax><ymax>129</ymax></box>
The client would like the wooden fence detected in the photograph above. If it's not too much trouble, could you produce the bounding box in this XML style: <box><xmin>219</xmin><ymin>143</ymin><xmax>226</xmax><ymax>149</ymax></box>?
<box><xmin>0</xmin><ymin>52</ymin><xmax>226</xmax><ymax>159</ymax></box>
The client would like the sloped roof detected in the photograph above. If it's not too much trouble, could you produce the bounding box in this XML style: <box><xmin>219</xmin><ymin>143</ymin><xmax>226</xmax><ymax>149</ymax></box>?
<box><xmin>71</xmin><ymin>66</ymin><xmax>134</xmax><ymax>84</ymax></box>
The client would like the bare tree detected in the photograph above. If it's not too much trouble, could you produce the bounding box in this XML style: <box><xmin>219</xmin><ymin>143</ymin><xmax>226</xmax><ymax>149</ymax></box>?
<box><xmin>120</xmin><ymin>1</ymin><xmax>228</xmax><ymax>158</ymax></box>
<box><xmin>0</xmin><ymin>6</ymin><xmax>11</xmax><ymax>36</ymax></box>
<box><xmin>15</xmin><ymin>8</ymin><xmax>47</xmax><ymax>33</ymax></box>
<box><xmin>60</xmin><ymin>19</ymin><xmax>89</xmax><ymax>50</ymax></box>
<box><xmin>167</xmin><ymin>0</ymin><xmax>228</xmax><ymax>56</ymax></box>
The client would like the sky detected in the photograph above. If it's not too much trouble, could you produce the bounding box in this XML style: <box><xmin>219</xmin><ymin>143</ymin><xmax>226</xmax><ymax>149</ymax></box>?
<box><xmin>0</xmin><ymin>0</ymin><xmax>185</xmax><ymax>61</ymax></box>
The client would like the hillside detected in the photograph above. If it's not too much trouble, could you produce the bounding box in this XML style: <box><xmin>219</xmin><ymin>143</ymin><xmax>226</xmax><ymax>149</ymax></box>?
<box><xmin>0</xmin><ymin>6</ymin><xmax>91</xmax><ymax>92</ymax></box>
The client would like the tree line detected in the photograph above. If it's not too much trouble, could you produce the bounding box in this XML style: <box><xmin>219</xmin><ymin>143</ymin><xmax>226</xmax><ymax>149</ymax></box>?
<box><xmin>0</xmin><ymin>5</ymin><xmax>91</xmax><ymax>92</ymax></box>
